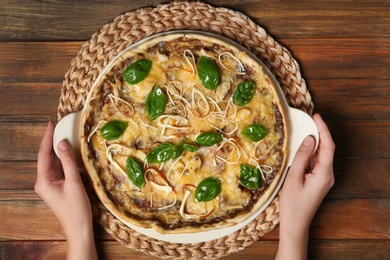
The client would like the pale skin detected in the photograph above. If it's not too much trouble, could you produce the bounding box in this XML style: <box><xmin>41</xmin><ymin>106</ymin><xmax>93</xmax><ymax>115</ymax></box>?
<box><xmin>276</xmin><ymin>114</ymin><xmax>335</xmax><ymax>260</ymax></box>
<box><xmin>36</xmin><ymin>114</ymin><xmax>334</xmax><ymax>259</ymax></box>
<box><xmin>35</xmin><ymin>121</ymin><xmax>98</xmax><ymax>260</ymax></box>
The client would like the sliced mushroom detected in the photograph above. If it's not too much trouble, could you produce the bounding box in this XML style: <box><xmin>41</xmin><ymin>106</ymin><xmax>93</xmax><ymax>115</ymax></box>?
<box><xmin>215</xmin><ymin>81</ymin><xmax>231</xmax><ymax>102</ymax></box>
<box><xmin>186</xmin><ymin>155</ymin><xmax>202</xmax><ymax>173</ymax></box>
<box><xmin>235</xmin><ymin>108</ymin><xmax>251</xmax><ymax>121</ymax></box>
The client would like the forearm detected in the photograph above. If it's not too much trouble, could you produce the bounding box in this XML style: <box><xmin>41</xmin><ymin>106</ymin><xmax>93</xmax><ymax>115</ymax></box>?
<box><xmin>66</xmin><ymin>225</ymin><xmax>98</xmax><ymax>260</ymax></box>
<box><xmin>275</xmin><ymin>226</ymin><xmax>309</xmax><ymax>260</ymax></box>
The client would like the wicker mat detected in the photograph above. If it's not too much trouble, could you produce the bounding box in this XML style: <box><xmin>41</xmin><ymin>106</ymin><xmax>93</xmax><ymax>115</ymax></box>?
<box><xmin>57</xmin><ymin>1</ymin><xmax>313</xmax><ymax>259</ymax></box>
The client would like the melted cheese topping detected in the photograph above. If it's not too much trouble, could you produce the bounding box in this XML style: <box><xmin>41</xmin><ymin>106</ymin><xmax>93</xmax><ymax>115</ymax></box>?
<box><xmin>82</xmin><ymin>35</ymin><xmax>285</xmax><ymax>230</ymax></box>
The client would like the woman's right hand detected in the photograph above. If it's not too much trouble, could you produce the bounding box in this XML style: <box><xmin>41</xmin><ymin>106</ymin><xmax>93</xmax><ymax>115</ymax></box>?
<box><xmin>276</xmin><ymin>114</ymin><xmax>335</xmax><ymax>260</ymax></box>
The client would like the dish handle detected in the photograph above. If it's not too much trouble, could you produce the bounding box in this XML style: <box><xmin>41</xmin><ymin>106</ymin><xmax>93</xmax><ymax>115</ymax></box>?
<box><xmin>53</xmin><ymin>111</ymin><xmax>83</xmax><ymax>165</ymax></box>
<box><xmin>286</xmin><ymin>108</ymin><xmax>319</xmax><ymax>167</ymax></box>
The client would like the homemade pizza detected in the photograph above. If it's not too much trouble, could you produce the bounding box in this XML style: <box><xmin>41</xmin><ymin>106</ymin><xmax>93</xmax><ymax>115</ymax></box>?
<box><xmin>81</xmin><ymin>32</ymin><xmax>287</xmax><ymax>234</ymax></box>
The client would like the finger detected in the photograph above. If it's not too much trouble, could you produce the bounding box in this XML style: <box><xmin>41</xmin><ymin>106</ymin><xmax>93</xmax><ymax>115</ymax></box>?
<box><xmin>37</xmin><ymin>121</ymin><xmax>56</xmax><ymax>179</ymax></box>
<box><xmin>288</xmin><ymin>136</ymin><xmax>315</xmax><ymax>181</ymax></box>
<box><xmin>313</xmin><ymin>114</ymin><xmax>335</xmax><ymax>168</ymax></box>
<box><xmin>57</xmin><ymin>140</ymin><xmax>81</xmax><ymax>182</ymax></box>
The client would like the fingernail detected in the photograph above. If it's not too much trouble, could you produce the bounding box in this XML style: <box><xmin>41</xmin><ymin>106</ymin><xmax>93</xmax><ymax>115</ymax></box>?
<box><xmin>58</xmin><ymin>140</ymin><xmax>68</xmax><ymax>151</ymax></box>
<box><xmin>303</xmin><ymin>136</ymin><xmax>314</xmax><ymax>146</ymax></box>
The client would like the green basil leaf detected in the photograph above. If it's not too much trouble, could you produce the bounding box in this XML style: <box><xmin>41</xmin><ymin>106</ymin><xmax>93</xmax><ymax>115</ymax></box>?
<box><xmin>145</xmin><ymin>143</ymin><xmax>174</xmax><ymax>163</ymax></box>
<box><xmin>146</xmin><ymin>86</ymin><xmax>166</xmax><ymax>120</ymax></box>
<box><xmin>241</xmin><ymin>123</ymin><xmax>268</xmax><ymax>142</ymax></box>
<box><xmin>172</xmin><ymin>145</ymin><xmax>184</xmax><ymax>159</ymax></box>
<box><xmin>126</xmin><ymin>157</ymin><xmax>145</xmax><ymax>189</ymax></box>
<box><xmin>240</xmin><ymin>164</ymin><xmax>262</xmax><ymax>189</ymax></box>
<box><xmin>100</xmin><ymin>120</ymin><xmax>128</xmax><ymax>140</ymax></box>
<box><xmin>195</xmin><ymin>177</ymin><xmax>222</xmax><ymax>202</ymax></box>
<box><xmin>195</xmin><ymin>132</ymin><xmax>223</xmax><ymax>147</ymax></box>
<box><xmin>183</xmin><ymin>143</ymin><xmax>199</xmax><ymax>152</ymax></box>
<box><xmin>197</xmin><ymin>56</ymin><xmax>220</xmax><ymax>90</ymax></box>
<box><xmin>123</xmin><ymin>59</ymin><xmax>152</xmax><ymax>84</ymax></box>
<box><xmin>232</xmin><ymin>80</ymin><xmax>256</xmax><ymax>106</ymax></box>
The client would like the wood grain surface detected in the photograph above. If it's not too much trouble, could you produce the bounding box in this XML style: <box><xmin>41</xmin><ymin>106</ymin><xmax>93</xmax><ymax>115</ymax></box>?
<box><xmin>1</xmin><ymin>0</ymin><xmax>389</xmax><ymax>259</ymax></box>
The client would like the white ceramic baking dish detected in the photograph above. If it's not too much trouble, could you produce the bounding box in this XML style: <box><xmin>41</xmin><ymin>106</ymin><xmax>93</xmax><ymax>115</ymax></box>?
<box><xmin>53</xmin><ymin>31</ymin><xmax>318</xmax><ymax>243</ymax></box>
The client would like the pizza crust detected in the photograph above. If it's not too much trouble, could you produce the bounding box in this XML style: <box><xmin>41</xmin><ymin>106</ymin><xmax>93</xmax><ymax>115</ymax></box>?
<box><xmin>80</xmin><ymin>32</ymin><xmax>287</xmax><ymax>234</ymax></box>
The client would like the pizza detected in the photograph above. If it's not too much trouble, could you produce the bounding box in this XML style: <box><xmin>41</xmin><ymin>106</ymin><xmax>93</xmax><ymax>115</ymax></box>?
<box><xmin>81</xmin><ymin>32</ymin><xmax>287</xmax><ymax>234</ymax></box>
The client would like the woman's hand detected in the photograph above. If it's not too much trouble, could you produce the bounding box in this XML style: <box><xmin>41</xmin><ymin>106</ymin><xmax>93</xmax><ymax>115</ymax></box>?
<box><xmin>35</xmin><ymin>121</ymin><xmax>97</xmax><ymax>260</ymax></box>
<box><xmin>276</xmin><ymin>114</ymin><xmax>335</xmax><ymax>260</ymax></box>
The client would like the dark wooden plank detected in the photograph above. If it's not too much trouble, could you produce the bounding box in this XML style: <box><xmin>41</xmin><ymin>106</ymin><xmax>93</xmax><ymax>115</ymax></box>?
<box><xmin>1</xmin><ymin>79</ymin><xmax>389</xmax><ymax>124</ymax></box>
<box><xmin>6</xmin><ymin>159</ymin><xmax>390</xmax><ymax>203</ymax></box>
<box><xmin>307</xmin><ymin>240</ymin><xmax>390</xmax><ymax>260</ymax></box>
<box><xmin>1</xmin><ymin>158</ymin><xmax>389</xmax><ymax>199</ymax></box>
<box><xmin>327</xmin><ymin>120</ymin><xmax>390</xmax><ymax>158</ymax></box>
<box><xmin>0</xmin><ymin>42</ymin><xmax>78</xmax><ymax>83</ymax></box>
<box><xmin>1</xmin><ymin>0</ymin><xmax>389</xmax><ymax>41</ymax></box>
<box><xmin>0</xmin><ymin>190</ymin><xmax>40</xmax><ymax>201</ymax></box>
<box><xmin>0</xmin><ymin>122</ymin><xmax>46</xmax><ymax>162</ymax></box>
<box><xmin>0</xmin><ymin>162</ymin><xmax>37</xmax><ymax>190</ymax></box>
<box><xmin>285</xmin><ymin>38</ymin><xmax>390</xmax><ymax>80</ymax></box>
<box><xmin>1</xmin><ymin>79</ymin><xmax>389</xmax><ymax>122</ymax></box>
<box><xmin>239</xmin><ymin>1</ymin><xmax>390</xmax><ymax>39</ymax></box>
<box><xmin>331</xmin><ymin>158</ymin><xmax>390</xmax><ymax>199</ymax></box>
<box><xmin>1</xmin><ymin>38</ymin><xmax>390</xmax><ymax>83</ymax></box>
<box><xmin>311</xmin><ymin>78</ymin><xmax>390</xmax><ymax>121</ymax></box>
<box><xmin>0</xmin><ymin>120</ymin><xmax>388</xmax><ymax>162</ymax></box>
<box><xmin>0</xmin><ymin>241</ymin><xmax>67</xmax><ymax>260</ymax></box>
<box><xmin>310</xmin><ymin>199</ymin><xmax>390</xmax><ymax>240</ymax></box>
<box><xmin>1</xmin><ymin>240</ymin><xmax>389</xmax><ymax>260</ymax></box>
<box><xmin>0</xmin><ymin>200</ymin><xmax>113</xmax><ymax>241</ymax></box>
<box><xmin>0</xmin><ymin>0</ymin><xmax>165</xmax><ymax>41</ymax></box>
<box><xmin>1</xmin><ymin>199</ymin><xmax>388</xmax><ymax>241</ymax></box>
<box><xmin>0</xmin><ymin>83</ymin><xmax>60</xmax><ymax>122</ymax></box>
<box><xmin>0</xmin><ymin>200</ymin><xmax>65</xmax><ymax>241</ymax></box>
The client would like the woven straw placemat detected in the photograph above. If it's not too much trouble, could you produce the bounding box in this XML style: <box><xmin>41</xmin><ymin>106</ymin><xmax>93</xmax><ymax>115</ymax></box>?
<box><xmin>57</xmin><ymin>1</ymin><xmax>313</xmax><ymax>259</ymax></box>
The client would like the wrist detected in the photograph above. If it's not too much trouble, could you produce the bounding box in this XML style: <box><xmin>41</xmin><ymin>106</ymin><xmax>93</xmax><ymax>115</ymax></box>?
<box><xmin>280</xmin><ymin>221</ymin><xmax>309</xmax><ymax>240</ymax></box>
<box><xmin>276</xmin><ymin>225</ymin><xmax>309</xmax><ymax>260</ymax></box>
<box><xmin>66</xmin><ymin>222</ymin><xmax>97</xmax><ymax>260</ymax></box>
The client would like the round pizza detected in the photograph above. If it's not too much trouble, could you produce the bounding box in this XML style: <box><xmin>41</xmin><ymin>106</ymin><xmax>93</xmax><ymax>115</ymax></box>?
<box><xmin>81</xmin><ymin>32</ymin><xmax>287</xmax><ymax>234</ymax></box>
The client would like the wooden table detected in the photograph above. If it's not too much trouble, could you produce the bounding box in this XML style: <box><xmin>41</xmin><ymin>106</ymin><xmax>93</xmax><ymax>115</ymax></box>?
<box><xmin>1</xmin><ymin>1</ymin><xmax>389</xmax><ymax>259</ymax></box>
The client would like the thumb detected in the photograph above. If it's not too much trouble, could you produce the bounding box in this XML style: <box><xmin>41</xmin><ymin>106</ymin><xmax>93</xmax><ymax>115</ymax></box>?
<box><xmin>57</xmin><ymin>140</ymin><xmax>81</xmax><ymax>182</ymax></box>
<box><xmin>288</xmin><ymin>136</ymin><xmax>315</xmax><ymax>180</ymax></box>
